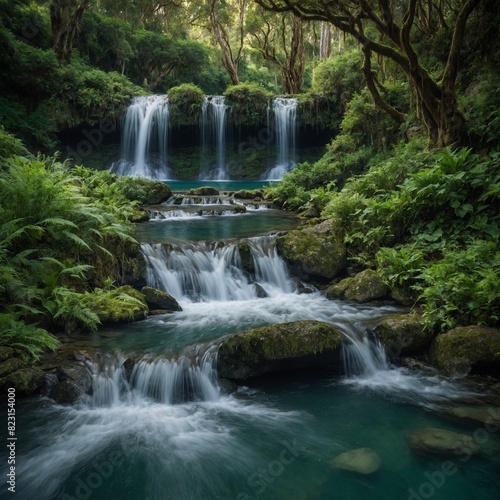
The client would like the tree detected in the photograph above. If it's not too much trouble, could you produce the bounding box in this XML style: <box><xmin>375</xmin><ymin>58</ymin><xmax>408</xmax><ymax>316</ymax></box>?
<box><xmin>207</xmin><ymin>0</ymin><xmax>246</xmax><ymax>85</ymax></box>
<box><xmin>254</xmin><ymin>0</ymin><xmax>481</xmax><ymax>148</ymax></box>
<box><xmin>50</xmin><ymin>0</ymin><xmax>91</xmax><ymax>63</ymax></box>
<box><xmin>248</xmin><ymin>8</ymin><xmax>305</xmax><ymax>94</ymax></box>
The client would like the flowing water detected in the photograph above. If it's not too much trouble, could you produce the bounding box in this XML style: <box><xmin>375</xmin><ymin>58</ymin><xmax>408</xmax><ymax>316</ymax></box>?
<box><xmin>262</xmin><ymin>98</ymin><xmax>298</xmax><ymax>181</ymax></box>
<box><xmin>111</xmin><ymin>95</ymin><xmax>173</xmax><ymax>179</ymax></box>
<box><xmin>8</xmin><ymin>192</ymin><xmax>500</xmax><ymax>500</ymax></box>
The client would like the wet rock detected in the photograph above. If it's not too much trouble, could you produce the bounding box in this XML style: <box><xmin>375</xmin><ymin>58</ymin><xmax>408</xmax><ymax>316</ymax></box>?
<box><xmin>188</xmin><ymin>186</ymin><xmax>220</xmax><ymax>196</ymax></box>
<box><xmin>331</xmin><ymin>448</ymin><xmax>381</xmax><ymax>474</ymax></box>
<box><xmin>141</xmin><ymin>286</ymin><xmax>182</xmax><ymax>312</ymax></box>
<box><xmin>122</xmin><ymin>254</ymin><xmax>147</xmax><ymax>289</ymax></box>
<box><xmin>217</xmin><ymin>320</ymin><xmax>344</xmax><ymax>380</ymax></box>
<box><xmin>0</xmin><ymin>347</ymin><xmax>15</xmax><ymax>362</ymax></box>
<box><xmin>279</xmin><ymin>220</ymin><xmax>346</xmax><ymax>281</ymax></box>
<box><xmin>407</xmin><ymin>428</ymin><xmax>480</xmax><ymax>457</ymax></box>
<box><xmin>254</xmin><ymin>283</ymin><xmax>268</xmax><ymax>298</ymax></box>
<box><xmin>130</xmin><ymin>208</ymin><xmax>150</xmax><ymax>222</ymax></box>
<box><xmin>0</xmin><ymin>358</ymin><xmax>24</xmax><ymax>378</ymax></box>
<box><xmin>49</xmin><ymin>379</ymin><xmax>85</xmax><ymax>405</ymax></box>
<box><xmin>238</xmin><ymin>241</ymin><xmax>255</xmax><ymax>276</ymax></box>
<box><xmin>430</xmin><ymin>326</ymin><xmax>500</xmax><ymax>377</ymax></box>
<box><xmin>0</xmin><ymin>368</ymin><xmax>45</xmax><ymax>396</ymax></box>
<box><xmin>48</xmin><ymin>361</ymin><xmax>93</xmax><ymax>404</ymax></box>
<box><xmin>373</xmin><ymin>313</ymin><xmax>432</xmax><ymax>358</ymax></box>
<box><xmin>326</xmin><ymin>270</ymin><xmax>389</xmax><ymax>303</ymax></box>
<box><xmin>233</xmin><ymin>189</ymin><xmax>262</xmax><ymax>200</ymax></box>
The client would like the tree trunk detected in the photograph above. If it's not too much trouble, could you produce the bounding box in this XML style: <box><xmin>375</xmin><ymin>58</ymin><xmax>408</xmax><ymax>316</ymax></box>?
<box><xmin>50</xmin><ymin>0</ymin><xmax>90</xmax><ymax>64</ymax></box>
<box><xmin>319</xmin><ymin>22</ymin><xmax>331</xmax><ymax>59</ymax></box>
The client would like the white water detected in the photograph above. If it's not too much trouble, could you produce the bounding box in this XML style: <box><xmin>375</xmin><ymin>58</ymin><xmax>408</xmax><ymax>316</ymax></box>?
<box><xmin>111</xmin><ymin>95</ymin><xmax>173</xmax><ymax>179</ymax></box>
<box><xmin>200</xmin><ymin>96</ymin><xmax>229</xmax><ymax>180</ymax></box>
<box><xmin>262</xmin><ymin>97</ymin><xmax>298</xmax><ymax>180</ymax></box>
<box><xmin>148</xmin><ymin>208</ymin><xmax>242</xmax><ymax>220</ymax></box>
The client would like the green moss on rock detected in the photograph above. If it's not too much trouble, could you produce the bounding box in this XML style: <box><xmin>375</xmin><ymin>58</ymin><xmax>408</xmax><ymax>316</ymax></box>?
<box><xmin>0</xmin><ymin>358</ymin><xmax>24</xmax><ymax>378</ymax></box>
<box><xmin>217</xmin><ymin>320</ymin><xmax>344</xmax><ymax>379</ymax></box>
<box><xmin>141</xmin><ymin>286</ymin><xmax>182</xmax><ymax>312</ymax></box>
<box><xmin>238</xmin><ymin>241</ymin><xmax>255</xmax><ymax>276</ymax></box>
<box><xmin>280</xmin><ymin>220</ymin><xmax>346</xmax><ymax>281</ymax></box>
<box><xmin>430</xmin><ymin>326</ymin><xmax>500</xmax><ymax>377</ymax></box>
<box><xmin>0</xmin><ymin>368</ymin><xmax>45</xmax><ymax>396</ymax></box>
<box><xmin>116</xmin><ymin>177</ymin><xmax>173</xmax><ymax>204</ymax></box>
<box><xmin>373</xmin><ymin>313</ymin><xmax>432</xmax><ymax>357</ymax></box>
<box><xmin>188</xmin><ymin>186</ymin><xmax>220</xmax><ymax>196</ymax></box>
<box><xmin>233</xmin><ymin>189</ymin><xmax>263</xmax><ymax>200</ymax></box>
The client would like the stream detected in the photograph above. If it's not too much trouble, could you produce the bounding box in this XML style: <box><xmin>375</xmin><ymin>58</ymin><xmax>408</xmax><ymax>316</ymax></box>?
<box><xmin>7</xmin><ymin>184</ymin><xmax>500</xmax><ymax>500</ymax></box>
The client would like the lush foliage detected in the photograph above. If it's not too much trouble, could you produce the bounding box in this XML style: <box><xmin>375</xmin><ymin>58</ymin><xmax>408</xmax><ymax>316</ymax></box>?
<box><xmin>224</xmin><ymin>83</ymin><xmax>272</xmax><ymax>126</ymax></box>
<box><xmin>168</xmin><ymin>84</ymin><xmax>205</xmax><ymax>126</ymax></box>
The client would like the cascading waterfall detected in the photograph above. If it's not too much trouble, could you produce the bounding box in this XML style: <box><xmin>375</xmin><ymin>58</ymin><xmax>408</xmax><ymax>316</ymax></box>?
<box><xmin>88</xmin><ymin>346</ymin><xmax>220</xmax><ymax>407</ymax></box>
<box><xmin>199</xmin><ymin>96</ymin><xmax>229</xmax><ymax>180</ymax></box>
<box><xmin>111</xmin><ymin>95</ymin><xmax>173</xmax><ymax>179</ymax></box>
<box><xmin>261</xmin><ymin>97</ymin><xmax>298</xmax><ymax>180</ymax></box>
<box><xmin>141</xmin><ymin>236</ymin><xmax>292</xmax><ymax>302</ymax></box>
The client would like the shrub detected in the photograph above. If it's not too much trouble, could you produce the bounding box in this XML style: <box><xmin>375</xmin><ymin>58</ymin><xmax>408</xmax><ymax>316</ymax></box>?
<box><xmin>167</xmin><ymin>83</ymin><xmax>205</xmax><ymax>126</ymax></box>
<box><xmin>224</xmin><ymin>82</ymin><xmax>272</xmax><ymax>126</ymax></box>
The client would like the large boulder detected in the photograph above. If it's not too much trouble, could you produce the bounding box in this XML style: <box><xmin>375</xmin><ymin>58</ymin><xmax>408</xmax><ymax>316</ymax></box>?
<box><xmin>141</xmin><ymin>286</ymin><xmax>182</xmax><ymax>312</ymax></box>
<box><xmin>188</xmin><ymin>186</ymin><xmax>219</xmax><ymax>196</ymax></box>
<box><xmin>429</xmin><ymin>326</ymin><xmax>500</xmax><ymax>377</ymax></box>
<box><xmin>407</xmin><ymin>428</ymin><xmax>480</xmax><ymax>457</ymax></box>
<box><xmin>372</xmin><ymin>313</ymin><xmax>432</xmax><ymax>358</ymax></box>
<box><xmin>326</xmin><ymin>270</ymin><xmax>389</xmax><ymax>303</ymax></box>
<box><xmin>233</xmin><ymin>189</ymin><xmax>263</xmax><ymax>200</ymax></box>
<box><xmin>279</xmin><ymin>220</ymin><xmax>346</xmax><ymax>281</ymax></box>
<box><xmin>217</xmin><ymin>320</ymin><xmax>344</xmax><ymax>380</ymax></box>
<box><xmin>0</xmin><ymin>368</ymin><xmax>45</xmax><ymax>396</ymax></box>
<box><xmin>0</xmin><ymin>358</ymin><xmax>24</xmax><ymax>378</ymax></box>
<box><xmin>331</xmin><ymin>448</ymin><xmax>381</xmax><ymax>475</ymax></box>
<box><xmin>118</xmin><ymin>177</ymin><xmax>173</xmax><ymax>204</ymax></box>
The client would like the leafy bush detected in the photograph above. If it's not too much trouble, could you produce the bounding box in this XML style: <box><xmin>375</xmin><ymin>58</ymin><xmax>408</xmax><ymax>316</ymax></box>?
<box><xmin>168</xmin><ymin>83</ymin><xmax>205</xmax><ymax>126</ymax></box>
<box><xmin>224</xmin><ymin>82</ymin><xmax>272</xmax><ymax>126</ymax></box>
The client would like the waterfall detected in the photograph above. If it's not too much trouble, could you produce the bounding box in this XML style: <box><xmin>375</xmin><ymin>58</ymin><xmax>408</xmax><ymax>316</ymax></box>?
<box><xmin>88</xmin><ymin>346</ymin><xmax>220</xmax><ymax>407</ymax></box>
<box><xmin>141</xmin><ymin>237</ymin><xmax>293</xmax><ymax>302</ymax></box>
<box><xmin>199</xmin><ymin>96</ymin><xmax>229</xmax><ymax>180</ymax></box>
<box><xmin>261</xmin><ymin>97</ymin><xmax>298</xmax><ymax>180</ymax></box>
<box><xmin>111</xmin><ymin>95</ymin><xmax>173</xmax><ymax>179</ymax></box>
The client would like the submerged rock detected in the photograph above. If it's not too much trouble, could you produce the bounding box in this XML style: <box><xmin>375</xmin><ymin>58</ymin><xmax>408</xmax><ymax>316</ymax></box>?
<box><xmin>331</xmin><ymin>448</ymin><xmax>381</xmax><ymax>474</ymax></box>
<box><xmin>279</xmin><ymin>220</ymin><xmax>346</xmax><ymax>281</ymax></box>
<box><xmin>217</xmin><ymin>320</ymin><xmax>344</xmax><ymax>380</ymax></box>
<box><xmin>430</xmin><ymin>326</ymin><xmax>500</xmax><ymax>377</ymax></box>
<box><xmin>141</xmin><ymin>286</ymin><xmax>182</xmax><ymax>312</ymax></box>
<box><xmin>407</xmin><ymin>428</ymin><xmax>480</xmax><ymax>457</ymax></box>
<box><xmin>439</xmin><ymin>406</ymin><xmax>500</xmax><ymax>427</ymax></box>
<box><xmin>326</xmin><ymin>269</ymin><xmax>389</xmax><ymax>303</ymax></box>
<box><xmin>372</xmin><ymin>313</ymin><xmax>432</xmax><ymax>358</ymax></box>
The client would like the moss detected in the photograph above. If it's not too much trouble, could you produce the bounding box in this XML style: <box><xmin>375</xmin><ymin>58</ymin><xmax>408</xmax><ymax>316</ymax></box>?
<box><xmin>281</xmin><ymin>220</ymin><xmax>346</xmax><ymax>281</ymax></box>
<box><xmin>343</xmin><ymin>270</ymin><xmax>389</xmax><ymax>302</ymax></box>
<box><xmin>233</xmin><ymin>189</ymin><xmax>263</xmax><ymax>200</ymax></box>
<box><xmin>115</xmin><ymin>176</ymin><xmax>173</xmax><ymax>204</ymax></box>
<box><xmin>0</xmin><ymin>347</ymin><xmax>15</xmax><ymax>363</ymax></box>
<box><xmin>130</xmin><ymin>208</ymin><xmax>150</xmax><ymax>222</ymax></box>
<box><xmin>224</xmin><ymin>83</ymin><xmax>272</xmax><ymax>126</ymax></box>
<box><xmin>430</xmin><ymin>326</ymin><xmax>500</xmax><ymax>376</ymax></box>
<box><xmin>168</xmin><ymin>84</ymin><xmax>205</xmax><ymax>126</ymax></box>
<box><xmin>188</xmin><ymin>186</ymin><xmax>220</xmax><ymax>196</ymax></box>
<box><xmin>0</xmin><ymin>368</ymin><xmax>45</xmax><ymax>396</ymax></box>
<box><xmin>325</xmin><ymin>278</ymin><xmax>353</xmax><ymax>300</ymax></box>
<box><xmin>140</xmin><ymin>286</ymin><xmax>182</xmax><ymax>311</ymax></box>
<box><xmin>0</xmin><ymin>358</ymin><xmax>24</xmax><ymax>377</ymax></box>
<box><xmin>83</xmin><ymin>285</ymin><xmax>149</xmax><ymax>324</ymax></box>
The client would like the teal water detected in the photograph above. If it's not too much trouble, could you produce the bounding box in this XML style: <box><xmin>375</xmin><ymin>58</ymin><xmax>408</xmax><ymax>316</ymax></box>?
<box><xmin>8</xmin><ymin>197</ymin><xmax>500</xmax><ymax>500</ymax></box>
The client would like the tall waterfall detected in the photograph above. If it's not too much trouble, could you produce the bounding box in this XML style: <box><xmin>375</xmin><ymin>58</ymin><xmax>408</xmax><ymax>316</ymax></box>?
<box><xmin>111</xmin><ymin>95</ymin><xmax>173</xmax><ymax>179</ymax></box>
<box><xmin>88</xmin><ymin>346</ymin><xmax>220</xmax><ymax>407</ymax></box>
<box><xmin>141</xmin><ymin>237</ymin><xmax>292</xmax><ymax>302</ymax></box>
<box><xmin>200</xmin><ymin>96</ymin><xmax>229</xmax><ymax>180</ymax></box>
<box><xmin>262</xmin><ymin>97</ymin><xmax>298</xmax><ymax>180</ymax></box>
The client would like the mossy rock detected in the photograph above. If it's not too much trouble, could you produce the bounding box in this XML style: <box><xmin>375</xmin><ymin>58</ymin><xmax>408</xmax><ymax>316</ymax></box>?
<box><xmin>429</xmin><ymin>326</ymin><xmax>500</xmax><ymax>377</ymax></box>
<box><xmin>331</xmin><ymin>448</ymin><xmax>381</xmax><ymax>475</ymax></box>
<box><xmin>373</xmin><ymin>313</ymin><xmax>432</xmax><ymax>357</ymax></box>
<box><xmin>0</xmin><ymin>347</ymin><xmax>15</xmax><ymax>362</ymax></box>
<box><xmin>130</xmin><ymin>208</ymin><xmax>150</xmax><ymax>223</ymax></box>
<box><xmin>49</xmin><ymin>379</ymin><xmax>86</xmax><ymax>405</ymax></box>
<box><xmin>407</xmin><ymin>428</ymin><xmax>480</xmax><ymax>457</ymax></box>
<box><xmin>188</xmin><ymin>186</ymin><xmax>220</xmax><ymax>196</ymax></box>
<box><xmin>0</xmin><ymin>368</ymin><xmax>45</xmax><ymax>396</ymax></box>
<box><xmin>87</xmin><ymin>286</ymin><xmax>149</xmax><ymax>324</ymax></box>
<box><xmin>0</xmin><ymin>358</ymin><xmax>24</xmax><ymax>378</ymax></box>
<box><xmin>325</xmin><ymin>278</ymin><xmax>353</xmax><ymax>300</ymax></box>
<box><xmin>217</xmin><ymin>320</ymin><xmax>344</xmax><ymax>380</ymax></box>
<box><xmin>116</xmin><ymin>177</ymin><xmax>173</xmax><ymax>204</ymax></box>
<box><xmin>280</xmin><ymin>220</ymin><xmax>346</xmax><ymax>281</ymax></box>
<box><xmin>326</xmin><ymin>270</ymin><xmax>388</xmax><ymax>302</ymax></box>
<box><xmin>140</xmin><ymin>286</ymin><xmax>182</xmax><ymax>312</ymax></box>
<box><xmin>233</xmin><ymin>189</ymin><xmax>263</xmax><ymax>200</ymax></box>
<box><xmin>238</xmin><ymin>241</ymin><xmax>255</xmax><ymax>276</ymax></box>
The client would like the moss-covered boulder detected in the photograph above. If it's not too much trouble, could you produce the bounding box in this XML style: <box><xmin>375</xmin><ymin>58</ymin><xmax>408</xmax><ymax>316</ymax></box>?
<box><xmin>233</xmin><ymin>189</ymin><xmax>263</xmax><ymax>200</ymax></box>
<box><xmin>326</xmin><ymin>270</ymin><xmax>388</xmax><ymax>302</ymax></box>
<box><xmin>48</xmin><ymin>361</ymin><xmax>93</xmax><ymax>404</ymax></box>
<box><xmin>372</xmin><ymin>313</ymin><xmax>432</xmax><ymax>358</ymax></box>
<box><xmin>116</xmin><ymin>176</ymin><xmax>173</xmax><ymax>204</ymax></box>
<box><xmin>238</xmin><ymin>241</ymin><xmax>255</xmax><ymax>276</ymax></box>
<box><xmin>85</xmin><ymin>285</ymin><xmax>149</xmax><ymax>324</ymax></box>
<box><xmin>130</xmin><ymin>208</ymin><xmax>150</xmax><ymax>223</ymax></box>
<box><xmin>429</xmin><ymin>326</ymin><xmax>500</xmax><ymax>377</ymax></box>
<box><xmin>141</xmin><ymin>286</ymin><xmax>182</xmax><ymax>312</ymax></box>
<box><xmin>0</xmin><ymin>347</ymin><xmax>15</xmax><ymax>362</ymax></box>
<box><xmin>0</xmin><ymin>368</ymin><xmax>45</xmax><ymax>396</ymax></box>
<box><xmin>217</xmin><ymin>320</ymin><xmax>344</xmax><ymax>380</ymax></box>
<box><xmin>0</xmin><ymin>358</ymin><xmax>24</xmax><ymax>378</ymax></box>
<box><xmin>279</xmin><ymin>220</ymin><xmax>346</xmax><ymax>281</ymax></box>
<box><xmin>407</xmin><ymin>428</ymin><xmax>480</xmax><ymax>457</ymax></box>
<box><xmin>188</xmin><ymin>186</ymin><xmax>220</xmax><ymax>196</ymax></box>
